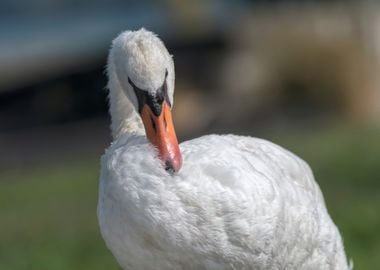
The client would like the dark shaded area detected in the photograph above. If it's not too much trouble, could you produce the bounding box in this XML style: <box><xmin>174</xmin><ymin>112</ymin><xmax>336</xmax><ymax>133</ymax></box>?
<box><xmin>0</xmin><ymin>63</ymin><xmax>107</xmax><ymax>131</ymax></box>
<box><xmin>0</xmin><ymin>35</ymin><xmax>227</xmax><ymax>132</ymax></box>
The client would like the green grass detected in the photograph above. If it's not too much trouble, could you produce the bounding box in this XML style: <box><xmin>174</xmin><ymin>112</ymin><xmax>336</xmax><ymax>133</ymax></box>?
<box><xmin>0</xmin><ymin>127</ymin><xmax>379</xmax><ymax>269</ymax></box>
<box><xmin>0</xmin><ymin>161</ymin><xmax>119</xmax><ymax>270</ymax></box>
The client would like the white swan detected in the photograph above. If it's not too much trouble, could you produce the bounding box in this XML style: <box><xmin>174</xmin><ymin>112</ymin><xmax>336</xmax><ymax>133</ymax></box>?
<box><xmin>97</xmin><ymin>29</ymin><xmax>351</xmax><ymax>270</ymax></box>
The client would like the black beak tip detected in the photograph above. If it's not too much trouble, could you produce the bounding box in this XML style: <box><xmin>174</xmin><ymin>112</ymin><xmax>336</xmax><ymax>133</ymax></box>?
<box><xmin>165</xmin><ymin>160</ymin><xmax>175</xmax><ymax>175</ymax></box>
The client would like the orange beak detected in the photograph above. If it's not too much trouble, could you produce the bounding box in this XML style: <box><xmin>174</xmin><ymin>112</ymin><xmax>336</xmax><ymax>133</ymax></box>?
<box><xmin>141</xmin><ymin>101</ymin><xmax>182</xmax><ymax>173</ymax></box>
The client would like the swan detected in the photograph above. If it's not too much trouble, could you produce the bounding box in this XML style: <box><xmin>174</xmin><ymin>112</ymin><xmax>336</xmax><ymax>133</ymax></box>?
<box><xmin>97</xmin><ymin>28</ymin><xmax>351</xmax><ymax>270</ymax></box>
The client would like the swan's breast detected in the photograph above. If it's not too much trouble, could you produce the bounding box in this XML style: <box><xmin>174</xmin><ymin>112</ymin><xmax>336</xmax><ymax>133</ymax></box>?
<box><xmin>98</xmin><ymin>134</ymin><xmax>347</xmax><ymax>270</ymax></box>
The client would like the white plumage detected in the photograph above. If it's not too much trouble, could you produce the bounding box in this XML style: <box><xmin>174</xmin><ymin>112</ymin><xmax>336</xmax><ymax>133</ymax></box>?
<box><xmin>97</xmin><ymin>29</ymin><xmax>351</xmax><ymax>270</ymax></box>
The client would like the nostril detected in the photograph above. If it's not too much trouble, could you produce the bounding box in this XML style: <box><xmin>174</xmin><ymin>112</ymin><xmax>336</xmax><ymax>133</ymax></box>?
<box><xmin>165</xmin><ymin>160</ymin><xmax>175</xmax><ymax>174</ymax></box>
<box><xmin>150</xmin><ymin>116</ymin><xmax>156</xmax><ymax>132</ymax></box>
<box><xmin>163</xmin><ymin>115</ymin><xmax>167</xmax><ymax>129</ymax></box>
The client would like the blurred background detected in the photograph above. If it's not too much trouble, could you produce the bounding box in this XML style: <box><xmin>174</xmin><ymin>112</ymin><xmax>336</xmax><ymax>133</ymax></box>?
<box><xmin>0</xmin><ymin>0</ymin><xmax>379</xmax><ymax>269</ymax></box>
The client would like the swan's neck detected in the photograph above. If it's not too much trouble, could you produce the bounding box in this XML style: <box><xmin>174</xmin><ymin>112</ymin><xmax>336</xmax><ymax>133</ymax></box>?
<box><xmin>107</xmin><ymin>68</ymin><xmax>144</xmax><ymax>139</ymax></box>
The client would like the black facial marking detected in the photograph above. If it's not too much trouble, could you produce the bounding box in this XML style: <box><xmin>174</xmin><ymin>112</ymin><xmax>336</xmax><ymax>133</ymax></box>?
<box><xmin>128</xmin><ymin>77</ymin><xmax>146</xmax><ymax>114</ymax></box>
<box><xmin>161</xmin><ymin>74</ymin><xmax>171</xmax><ymax>108</ymax></box>
<box><xmin>128</xmin><ymin>69</ymin><xmax>171</xmax><ymax>116</ymax></box>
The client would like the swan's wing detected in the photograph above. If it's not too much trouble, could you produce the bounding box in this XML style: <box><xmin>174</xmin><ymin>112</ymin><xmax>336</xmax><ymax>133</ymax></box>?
<box><xmin>182</xmin><ymin>134</ymin><xmax>322</xmax><ymax>197</ymax></box>
<box><xmin>237</xmin><ymin>135</ymin><xmax>321</xmax><ymax>195</ymax></box>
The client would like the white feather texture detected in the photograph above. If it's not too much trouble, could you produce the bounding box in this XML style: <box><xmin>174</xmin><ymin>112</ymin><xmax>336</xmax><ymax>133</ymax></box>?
<box><xmin>106</xmin><ymin>29</ymin><xmax>175</xmax><ymax>138</ymax></box>
<box><xmin>98</xmin><ymin>29</ymin><xmax>351</xmax><ymax>270</ymax></box>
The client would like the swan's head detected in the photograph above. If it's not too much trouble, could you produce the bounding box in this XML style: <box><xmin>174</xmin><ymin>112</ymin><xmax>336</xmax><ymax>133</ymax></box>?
<box><xmin>108</xmin><ymin>29</ymin><xmax>182</xmax><ymax>173</ymax></box>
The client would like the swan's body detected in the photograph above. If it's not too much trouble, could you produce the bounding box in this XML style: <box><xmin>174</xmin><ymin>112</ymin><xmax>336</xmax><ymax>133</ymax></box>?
<box><xmin>98</xmin><ymin>29</ymin><xmax>351</xmax><ymax>270</ymax></box>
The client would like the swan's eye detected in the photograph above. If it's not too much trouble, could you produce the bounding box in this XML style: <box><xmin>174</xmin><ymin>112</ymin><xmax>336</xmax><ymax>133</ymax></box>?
<box><xmin>161</xmin><ymin>76</ymin><xmax>171</xmax><ymax>108</ymax></box>
<box><xmin>165</xmin><ymin>69</ymin><xmax>168</xmax><ymax>78</ymax></box>
<box><xmin>128</xmin><ymin>77</ymin><xmax>147</xmax><ymax>114</ymax></box>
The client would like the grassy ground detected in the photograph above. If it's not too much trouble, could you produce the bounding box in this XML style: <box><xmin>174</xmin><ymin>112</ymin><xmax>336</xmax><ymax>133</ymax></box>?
<box><xmin>0</xmin><ymin>161</ymin><xmax>119</xmax><ymax>270</ymax></box>
<box><xmin>0</xmin><ymin>127</ymin><xmax>379</xmax><ymax>269</ymax></box>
